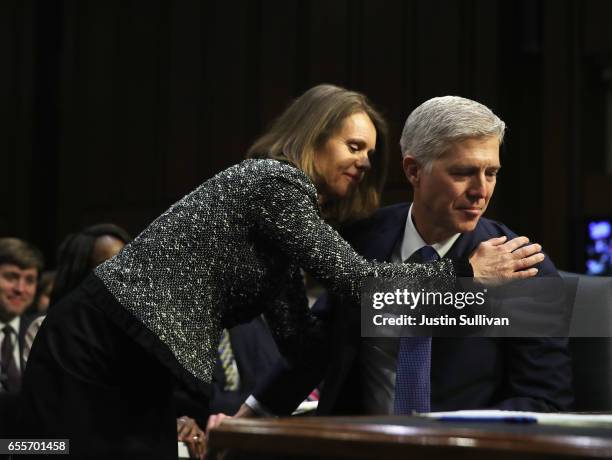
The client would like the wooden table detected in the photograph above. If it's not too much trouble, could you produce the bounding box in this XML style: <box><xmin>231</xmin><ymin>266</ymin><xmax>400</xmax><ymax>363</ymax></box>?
<box><xmin>208</xmin><ymin>416</ymin><xmax>612</xmax><ymax>459</ymax></box>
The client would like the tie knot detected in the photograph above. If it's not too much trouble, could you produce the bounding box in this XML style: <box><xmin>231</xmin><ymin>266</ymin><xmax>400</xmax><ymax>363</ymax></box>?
<box><xmin>408</xmin><ymin>246</ymin><xmax>439</xmax><ymax>264</ymax></box>
<box><xmin>2</xmin><ymin>325</ymin><xmax>13</xmax><ymax>336</ymax></box>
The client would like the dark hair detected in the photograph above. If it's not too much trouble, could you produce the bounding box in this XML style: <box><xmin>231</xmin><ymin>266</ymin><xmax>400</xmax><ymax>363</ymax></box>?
<box><xmin>0</xmin><ymin>237</ymin><xmax>44</xmax><ymax>274</ymax></box>
<box><xmin>50</xmin><ymin>223</ymin><xmax>132</xmax><ymax>305</ymax></box>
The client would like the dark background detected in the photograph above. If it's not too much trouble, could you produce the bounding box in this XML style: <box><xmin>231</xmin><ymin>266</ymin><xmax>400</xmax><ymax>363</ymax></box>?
<box><xmin>2</xmin><ymin>0</ymin><xmax>612</xmax><ymax>271</ymax></box>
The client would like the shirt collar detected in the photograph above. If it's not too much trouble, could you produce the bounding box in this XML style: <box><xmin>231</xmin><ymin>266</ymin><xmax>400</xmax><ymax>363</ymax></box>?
<box><xmin>0</xmin><ymin>316</ymin><xmax>20</xmax><ymax>335</ymax></box>
<box><xmin>400</xmin><ymin>204</ymin><xmax>461</xmax><ymax>262</ymax></box>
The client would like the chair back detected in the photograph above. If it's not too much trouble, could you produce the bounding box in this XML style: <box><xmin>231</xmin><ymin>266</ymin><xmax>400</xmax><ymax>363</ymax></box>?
<box><xmin>560</xmin><ymin>271</ymin><xmax>612</xmax><ymax>410</ymax></box>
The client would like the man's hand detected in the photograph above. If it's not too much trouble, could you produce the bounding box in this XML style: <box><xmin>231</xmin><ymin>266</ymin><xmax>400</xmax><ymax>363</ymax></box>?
<box><xmin>206</xmin><ymin>404</ymin><xmax>257</xmax><ymax>436</ymax></box>
<box><xmin>206</xmin><ymin>413</ymin><xmax>231</xmax><ymax>435</ymax></box>
<box><xmin>469</xmin><ymin>236</ymin><xmax>545</xmax><ymax>286</ymax></box>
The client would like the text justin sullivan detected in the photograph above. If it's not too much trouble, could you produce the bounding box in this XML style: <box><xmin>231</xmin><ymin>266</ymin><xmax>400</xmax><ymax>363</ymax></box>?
<box><xmin>373</xmin><ymin>314</ymin><xmax>509</xmax><ymax>326</ymax></box>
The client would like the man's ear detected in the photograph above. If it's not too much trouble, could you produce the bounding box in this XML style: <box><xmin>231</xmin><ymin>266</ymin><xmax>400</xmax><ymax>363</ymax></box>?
<box><xmin>402</xmin><ymin>155</ymin><xmax>421</xmax><ymax>187</ymax></box>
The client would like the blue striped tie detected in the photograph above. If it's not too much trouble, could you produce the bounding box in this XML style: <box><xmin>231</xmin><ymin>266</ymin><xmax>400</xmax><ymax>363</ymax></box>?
<box><xmin>394</xmin><ymin>246</ymin><xmax>438</xmax><ymax>414</ymax></box>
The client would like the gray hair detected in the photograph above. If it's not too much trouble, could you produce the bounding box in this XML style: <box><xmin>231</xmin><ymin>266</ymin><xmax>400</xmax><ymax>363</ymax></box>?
<box><xmin>399</xmin><ymin>96</ymin><xmax>506</xmax><ymax>170</ymax></box>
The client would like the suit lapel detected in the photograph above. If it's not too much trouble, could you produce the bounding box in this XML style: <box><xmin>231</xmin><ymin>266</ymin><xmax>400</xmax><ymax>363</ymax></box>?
<box><xmin>444</xmin><ymin>223</ymin><xmax>483</xmax><ymax>260</ymax></box>
<box><xmin>18</xmin><ymin>314</ymin><xmax>34</xmax><ymax>373</ymax></box>
<box><xmin>323</xmin><ymin>204</ymin><xmax>409</xmax><ymax>414</ymax></box>
<box><xmin>371</xmin><ymin>205</ymin><xmax>409</xmax><ymax>262</ymax></box>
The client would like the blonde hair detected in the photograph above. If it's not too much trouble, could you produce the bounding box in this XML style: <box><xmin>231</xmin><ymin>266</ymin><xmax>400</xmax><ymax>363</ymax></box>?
<box><xmin>247</xmin><ymin>84</ymin><xmax>388</xmax><ymax>224</ymax></box>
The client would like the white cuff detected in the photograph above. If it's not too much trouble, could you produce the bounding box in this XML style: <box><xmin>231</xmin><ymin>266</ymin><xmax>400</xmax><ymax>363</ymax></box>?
<box><xmin>245</xmin><ymin>395</ymin><xmax>277</xmax><ymax>417</ymax></box>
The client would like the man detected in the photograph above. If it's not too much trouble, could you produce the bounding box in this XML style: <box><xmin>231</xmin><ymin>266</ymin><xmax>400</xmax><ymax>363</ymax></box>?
<box><xmin>0</xmin><ymin>237</ymin><xmax>43</xmax><ymax>437</ymax></box>
<box><xmin>243</xmin><ymin>96</ymin><xmax>572</xmax><ymax>417</ymax></box>
<box><xmin>0</xmin><ymin>237</ymin><xmax>43</xmax><ymax>394</ymax></box>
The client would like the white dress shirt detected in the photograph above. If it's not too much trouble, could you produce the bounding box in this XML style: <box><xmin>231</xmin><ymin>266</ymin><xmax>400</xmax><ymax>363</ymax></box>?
<box><xmin>359</xmin><ymin>204</ymin><xmax>460</xmax><ymax>414</ymax></box>
<box><xmin>246</xmin><ymin>205</ymin><xmax>461</xmax><ymax>415</ymax></box>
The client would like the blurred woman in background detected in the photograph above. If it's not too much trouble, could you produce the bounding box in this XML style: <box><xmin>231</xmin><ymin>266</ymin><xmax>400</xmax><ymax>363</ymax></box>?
<box><xmin>32</xmin><ymin>271</ymin><xmax>55</xmax><ymax>314</ymax></box>
<box><xmin>50</xmin><ymin>223</ymin><xmax>132</xmax><ymax>305</ymax></box>
<box><xmin>22</xmin><ymin>223</ymin><xmax>131</xmax><ymax>361</ymax></box>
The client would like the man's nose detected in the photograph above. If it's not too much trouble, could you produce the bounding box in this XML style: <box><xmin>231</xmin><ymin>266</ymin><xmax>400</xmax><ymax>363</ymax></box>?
<box><xmin>14</xmin><ymin>277</ymin><xmax>27</xmax><ymax>293</ymax></box>
<box><xmin>467</xmin><ymin>174</ymin><xmax>487</xmax><ymax>198</ymax></box>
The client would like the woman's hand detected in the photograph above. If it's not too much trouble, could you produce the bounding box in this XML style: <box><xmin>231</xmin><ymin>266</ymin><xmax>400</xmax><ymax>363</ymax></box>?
<box><xmin>469</xmin><ymin>236</ymin><xmax>545</xmax><ymax>286</ymax></box>
<box><xmin>177</xmin><ymin>416</ymin><xmax>206</xmax><ymax>459</ymax></box>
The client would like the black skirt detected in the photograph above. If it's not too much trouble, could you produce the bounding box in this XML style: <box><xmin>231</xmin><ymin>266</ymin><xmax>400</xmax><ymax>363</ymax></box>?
<box><xmin>18</xmin><ymin>274</ymin><xmax>209</xmax><ymax>459</ymax></box>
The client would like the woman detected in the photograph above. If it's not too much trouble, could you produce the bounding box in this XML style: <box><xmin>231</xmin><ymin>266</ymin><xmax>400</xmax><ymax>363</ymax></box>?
<box><xmin>50</xmin><ymin>223</ymin><xmax>132</xmax><ymax>305</ymax></box>
<box><xmin>32</xmin><ymin>270</ymin><xmax>55</xmax><ymax>314</ymax></box>
<box><xmin>22</xmin><ymin>223</ymin><xmax>131</xmax><ymax>362</ymax></box>
<box><xmin>20</xmin><ymin>84</ymin><xmax>541</xmax><ymax>459</ymax></box>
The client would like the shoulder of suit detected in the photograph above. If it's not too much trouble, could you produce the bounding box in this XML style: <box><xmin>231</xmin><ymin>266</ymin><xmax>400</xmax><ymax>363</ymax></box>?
<box><xmin>475</xmin><ymin>218</ymin><xmax>558</xmax><ymax>274</ymax></box>
<box><xmin>474</xmin><ymin>217</ymin><xmax>519</xmax><ymax>239</ymax></box>
<box><xmin>341</xmin><ymin>202</ymin><xmax>409</xmax><ymax>235</ymax></box>
<box><xmin>18</xmin><ymin>312</ymin><xmax>42</xmax><ymax>336</ymax></box>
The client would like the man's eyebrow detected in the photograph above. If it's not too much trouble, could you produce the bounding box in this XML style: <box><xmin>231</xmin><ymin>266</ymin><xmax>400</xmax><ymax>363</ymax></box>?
<box><xmin>449</xmin><ymin>165</ymin><xmax>501</xmax><ymax>173</ymax></box>
<box><xmin>451</xmin><ymin>162</ymin><xmax>502</xmax><ymax>168</ymax></box>
<box><xmin>450</xmin><ymin>165</ymin><xmax>479</xmax><ymax>170</ymax></box>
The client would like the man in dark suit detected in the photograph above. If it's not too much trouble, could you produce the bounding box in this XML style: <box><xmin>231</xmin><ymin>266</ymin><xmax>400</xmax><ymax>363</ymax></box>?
<box><xmin>242</xmin><ymin>96</ymin><xmax>572</xmax><ymax>417</ymax></box>
<box><xmin>210</xmin><ymin>316</ymin><xmax>287</xmax><ymax>415</ymax></box>
<box><xmin>0</xmin><ymin>238</ymin><xmax>43</xmax><ymax>393</ymax></box>
<box><xmin>0</xmin><ymin>238</ymin><xmax>43</xmax><ymax>435</ymax></box>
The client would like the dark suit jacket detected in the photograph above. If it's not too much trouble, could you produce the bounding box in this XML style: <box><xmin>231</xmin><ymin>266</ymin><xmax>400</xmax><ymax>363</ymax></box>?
<box><xmin>2</xmin><ymin>313</ymin><xmax>36</xmax><ymax>384</ymax></box>
<box><xmin>0</xmin><ymin>313</ymin><xmax>38</xmax><ymax>436</ymax></box>
<box><xmin>17</xmin><ymin>314</ymin><xmax>36</xmax><ymax>372</ymax></box>
<box><xmin>210</xmin><ymin>316</ymin><xmax>283</xmax><ymax>415</ymax></box>
<box><xmin>254</xmin><ymin>203</ymin><xmax>573</xmax><ymax>414</ymax></box>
